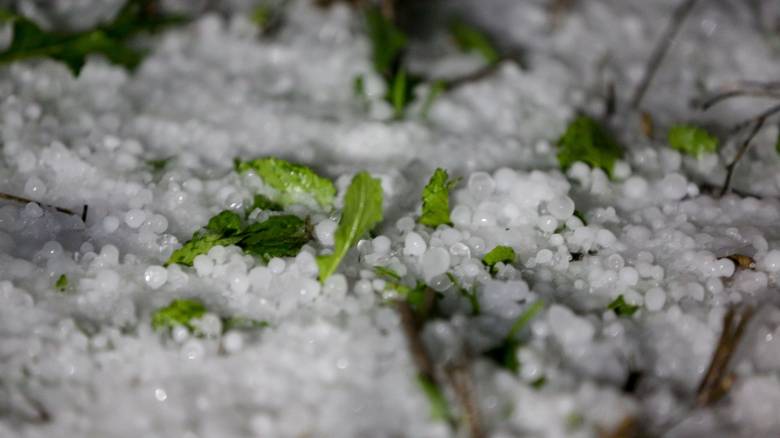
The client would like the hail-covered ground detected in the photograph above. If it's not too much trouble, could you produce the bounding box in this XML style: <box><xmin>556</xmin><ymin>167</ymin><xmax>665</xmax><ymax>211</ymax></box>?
<box><xmin>1</xmin><ymin>0</ymin><xmax>780</xmax><ymax>437</ymax></box>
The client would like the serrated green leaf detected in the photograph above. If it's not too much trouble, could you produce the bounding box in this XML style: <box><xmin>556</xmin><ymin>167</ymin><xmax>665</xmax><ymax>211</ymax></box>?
<box><xmin>607</xmin><ymin>295</ymin><xmax>639</xmax><ymax>317</ymax></box>
<box><xmin>557</xmin><ymin>115</ymin><xmax>623</xmax><ymax>177</ymax></box>
<box><xmin>205</xmin><ymin>210</ymin><xmax>243</xmax><ymax>235</ymax></box>
<box><xmin>235</xmin><ymin>157</ymin><xmax>335</xmax><ymax>209</ymax></box>
<box><xmin>419</xmin><ymin>168</ymin><xmax>458</xmax><ymax>227</ymax></box>
<box><xmin>249</xmin><ymin>194</ymin><xmax>282</xmax><ymax>212</ymax></box>
<box><xmin>482</xmin><ymin>245</ymin><xmax>516</xmax><ymax>271</ymax></box>
<box><xmin>317</xmin><ymin>171</ymin><xmax>383</xmax><ymax>282</ymax></box>
<box><xmin>667</xmin><ymin>124</ymin><xmax>718</xmax><ymax>158</ymax></box>
<box><xmin>239</xmin><ymin>215</ymin><xmax>311</xmax><ymax>262</ymax></box>
<box><xmin>449</xmin><ymin>19</ymin><xmax>500</xmax><ymax>65</ymax></box>
<box><xmin>54</xmin><ymin>274</ymin><xmax>68</xmax><ymax>292</ymax></box>
<box><xmin>151</xmin><ymin>298</ymin><xmax>207</xmax><ymax>332</ymax></box>
<box><xmin>166</xmin><ymin>211</ymin><xmax>311</xmax><ymax>267</ymax></box>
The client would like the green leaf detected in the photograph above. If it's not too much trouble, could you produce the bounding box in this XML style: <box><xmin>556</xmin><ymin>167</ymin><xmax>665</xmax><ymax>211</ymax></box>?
<box><xmin>239</xmin><ymin>215</ymin><xmax>311</xmax><ymax>262</ymax></box>
<box><xmin>420</xmin><ymin>80</ymin><xmax>447</xmax><ymax>119</ymax></box>
<box><xmin>446</xmin><ymin>272</ymin><xmax>480</xmax><ymax>315</ymax></box>
<box><xmin>667</xmin><ymin>124</ymin><xmax>718</xmax><ymax>158</ymax></box>
<box><xmin>0</xmin><ymin>1</ymin><xmax>184</xmax><ymax>75</ymax></box>
<box><xmin>449</xmin><ymin>19</ymin><xmax>500</xmax><ymax>65</ymax></box>
<box><xmin>222</xmin><ymin>317</ymin><xmax>269</xmax><ymax>332</ymax></box>
<box><xmin>166</xmin><ymin>231</ymin><xmax>242</xmax><ymax>267</ymax></box>
<box><xmin>416</xmin><ymin>374</ymin><xmax>452</xmax><ymax>423</ymax></box>
<box><xmin>146</xmin><ymin>157</ymin><xmax>171</xmax><ymax>172</ymax></box>
<box><xmin>151</xmin><ymin>298</ymin><xmax>207</xmax><ymax>332</ymax></box>
<box><xmin>374</xmin><ymin>266</ymin><xmax>401</xmax><ymax>282</ymax></box>
<box><xmin>385</xmin><ymin>67</ymin><xmax>423</xmax><ymax>119</ymax></box>
<box><xmin>365</xmin><ymin>6</ymin><xmax>407</xmax><ymax>77</ymax></box>
<box><xmin>317</xmin><ymin>171</ymin><xmax>384</xmax><ymax>282</ymax></box>
<box><xmin>54</xmin><ymin>274</ymin><xmax>68</xmax><ymax>292</ymax></box>
<box><xmin>205</xmin><ymin>210</ymin><xmax>243</xmax><ymax>235</ymax></box>
<box><xmin>166</xmin><ymin>211</ymin><xmax>311</xmax><ymax>266</ymax></box>
<box><xmin>531</xmin><ymin>376</ymin><xmax>547</xmax><ymax>390</ymax></box>
<box><xmin>419</xmin><ymin>168</ymin><xmax>458</xmax><ymax>227</ymax></box>
<box><xmin>235</xmin><ymin>157</ymin><xmax>336</xmax><ymax>209</ymax></box>
<box><xmin>251</xmin><ymin>4</ymin><xmax>272</xmax><ymax>28</ymax></box>
<box><xmin>557</xmin><ymin>115</ymin><xmax>623</xmax><ymax>177</ymax></box>
<box><xmin>486</xmin><ymin>300</ymin><xmax>545</xmax><ymax>373</ymax></box>
<box><xmin>607</xmin><ymin>295</ymin><xmax>639</xmax><ymax>317</ymax></box>
<box><xmin>482</xmin><ymin>245</ymin><xmax>516</xmax><ymax>271</ymax></box>
<box><xmin>249</xmin><ymin>194</ymin><xmax>283</xmax><ymax>212</ymax></box>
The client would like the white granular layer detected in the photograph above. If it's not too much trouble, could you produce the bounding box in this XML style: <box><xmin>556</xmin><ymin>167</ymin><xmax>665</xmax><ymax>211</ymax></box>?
<box><xmin>1</xmin><ymin>0</ymin><xmax>780</xmax><ymax>437</ymax></box>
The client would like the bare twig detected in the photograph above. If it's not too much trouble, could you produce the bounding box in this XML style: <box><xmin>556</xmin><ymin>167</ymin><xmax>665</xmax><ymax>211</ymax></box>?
<box><xmin>696</xmin><ymin>82</ymin><xmax>780</xmax><ymax>110</ymax></box>
<box><xmin>0</xmin><ymin>191</ymin><xmax>81</xmax><ymax>218</ymax></box>
<box><xmin>445</xmin><ymin>363</ymin><xmax>485</xmax><ymax>438</ymax></box>
<box><xmin>695</xmin><ymin>305</ymin><xmax>754</xmax><ymax>407</ymax></box>
<box><xmin>630</xmin><ymin>0</ymin><xmax>699</xmax><ymax>109</ymax></box>
<box><xmin>719</xmin><ymin>109</ymin><xmax>774</xmax><ymax>197</ymax></box>
<box><xmin>396</xmin><ymin>300</ymin><xmax>437</xmax><ymax>379</ymax></box>
<box><xmin>444</xmin><ymin>60</ymin><xmax>506</xmax><ymax>91</ymax></box>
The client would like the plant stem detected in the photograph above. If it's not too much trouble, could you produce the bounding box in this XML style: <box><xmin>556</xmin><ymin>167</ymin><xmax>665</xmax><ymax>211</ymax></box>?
<box><xmin>630</xmin><ymin>0</ymin><xmax>699</xmax><ymax>109</ymax></box>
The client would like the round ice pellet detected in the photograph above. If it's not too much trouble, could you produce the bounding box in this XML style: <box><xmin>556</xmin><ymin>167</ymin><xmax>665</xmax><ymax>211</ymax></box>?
<box><xmin>537</xmin><ymin>215</ymin><xmax>558</xmax><ymax>233</ymax></box>
<box><xmin>622</xmin><ymin>176</ymin><xmax>648</xmax><ymax>199</ymax></box>
<box><xmin>547</xmin><ymin>196</ymin><xmax>575</xmax><ymax>220</ymax></box>
<box><xmin>645</xmin><ymin>287</ymin><xmax>666</xmax><ymax>311</ymax></box>
<box><xmin>404</xmin><ymin>232</ymin><xmax>427</xmax><ymax>256</ymax></box>
<box><xmin>372</xmin><ymin>235</ymin><xmax>391</xmax><ymax>254</ymax></box>
<box><xmin>193</xmin><ymin>255</ymin><xmax>214</xmax><ymax>277</ymax></box>
<box><xmin>468</xmin><ymin>172</ymin><xmax>495</xmax><ymax>198</ymax></box>
<box><xmin>24</xmin><ymin>177</ymin><xmax>46</xmax><ymax>198</ymax></box>
<box><xmin>268</xmin><ymin>258</ymin><xmax>286</xmax><ymax>274</ymax></box>
<box><xmin>762</xmin><ymin>250</ymin><xmax>780</xmax><ymax>272</ymax></box>
<box><xmin>102</xmin><ymin>215</ymin><xmax>120</xmax><ymax>233</ymax></box>
<box><xmin>125</xmin><ymin>209</ymin><xmax>146</xmax><ymax>228</ymax></box>
<box><xmin>144</xmin><ymin>266</ymin><xmax>168</xmax><ymax>289</ymax></box>
<box><xmin>451</xmin><ymin>205</ymin><xmax>472</xmax><ymax>227</ymax></box>
<box><xmin>422</xmin><ymin>247</ymin><xmax>450</xmax><ymax>280</ymax></box>
<box><xmin>314</xmin><ymin>219</ymin><xmax>337</xmax><ymax>246</ymax></box>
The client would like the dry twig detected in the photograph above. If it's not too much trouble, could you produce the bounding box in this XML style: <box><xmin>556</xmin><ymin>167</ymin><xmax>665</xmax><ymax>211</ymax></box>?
<box><xmin>630</xmin><ymin>0</ymin><xmax>700</xmax><ymax>109</ymax></box>
<box><xmin>445</xmin><ymin>363</ymin><xmax>484</xmax><ymax>438</ymax></box>
<box><xmin>695</xmin><ymin>305</ymin><xmax>754</xmax><ymax>407</ymax></box>
<box><xmin>0</xmin><ymin>191</ymin><xmax>86</xmax><ymax>220</ymax></box>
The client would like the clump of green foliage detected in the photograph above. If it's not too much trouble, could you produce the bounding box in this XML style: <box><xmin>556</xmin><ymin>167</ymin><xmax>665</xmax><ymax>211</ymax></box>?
<box><xmin>449</xmin><ymin>19</ymin><xmax>500</xmax><ymax>65</ymax></box>
<box><xmin>364</xmin><ymin>6</ymin><xmax>421</xmax><ymax>118</ymax></box>
<box><xmin>166</xmin><ymin>210</ymin><xmax>311</xmax><ymax>266</ymax></box>
<box><xmin>151</xmin><ymin>298</ymin><xmax>207</xmax><ymax>332</ymax></box>
<box><xmin>482</xmin><ymin>245</ymin><xmax>516</xmax><ymax>273</ymax></box>
<box><xmin>419</xmin><ymin>168</ymin><xmax>458</xmax><ymax>228</ymax></box>
<box><xmin>54</xmin><ymin>274</ymin><xmax>68</xmax><ymax>292</ymax></box>
<box><xmin>667</xmin><ymin>124</ymin><xmax>718</xmax><ymax>158</ymax></box>
<box><xmin>317</xmin><ymin>171</ymin><xmax>384</xmax><ymax>282</ymax></box>
<box><xmin>0</xmin><ymin>0</ymin><xmax>185</xmax><ymax>75</ymax></box>
<box><xmin>235</xmin><ymin>157</ymin><xmax>335</xmax><ymax>209</ymax></box>
<box><xmin>486</xmin><ymin>300</ymin><xmax>545</xmax><ymax>373</ymax></box>
<box><xmin>557</xmin><ymin>115</ymin><xmax>623</xmax><ymax>177</ymax></box>
<box><xmin>152</xmin><ymin>298</ymin><xmax>268</xmax><ymax>335</ymax></box>
<box><xmin>607</xmin><ymin>295</ymin><xmax>639</xmax><ymax>317</ymax></box>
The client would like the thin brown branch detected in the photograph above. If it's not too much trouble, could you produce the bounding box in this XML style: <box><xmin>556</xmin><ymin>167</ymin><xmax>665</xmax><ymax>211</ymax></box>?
<box><xmin>696</xmin><ymin>86</ymin><xmax>780</xmax><ymax>111</ymax></box>
<box><xmin>720</xmin><ymin>109</ymin><xmax>774</xmax><ymax>197</ymax></box>
<box><xmin>0</xmin><ymin>191</ymin><xmax>82</xmax><ymax>218</ymax></box>
<box><xmin>630</xmin><ymin>0</ymin><xmax>699</xmax><ymax>109</ymax></box>
<box><xmin>396</xmin><ymin>300</ymin><xmax>436</xmax><ymax>379</ymax></box>
<box><xmin>695</xmin><ymin>305</ymin><xmax>754</xmax><ymax>407</ymax></box>
<box><xmin>444</xmin><ymin>60</ymin><xmax>505</xmax><ymax>91</ymax></box>
<box><xmin>445</xmin><ymin>363</ymin><xmax>484</xmax><ymax>438</ymax></box>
